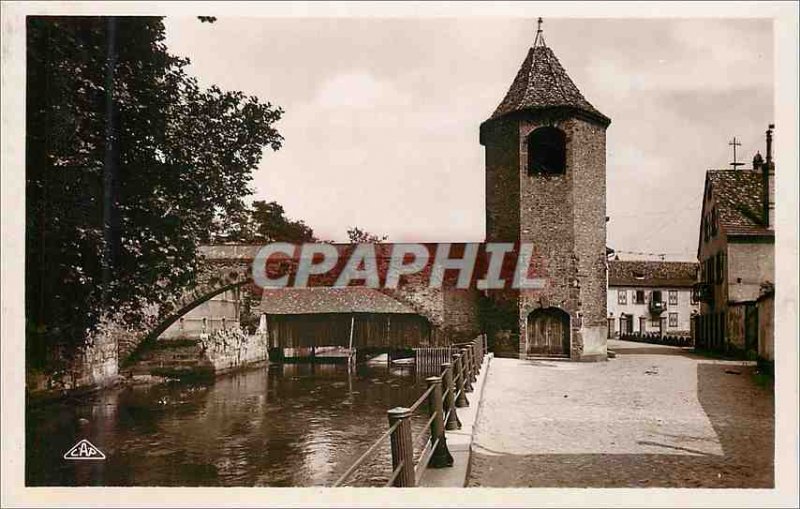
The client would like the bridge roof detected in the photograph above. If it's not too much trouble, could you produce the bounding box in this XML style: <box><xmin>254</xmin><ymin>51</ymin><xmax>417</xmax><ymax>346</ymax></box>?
<box><xmin>259</xmin><ymin>287</ymin><xmax>418</xmax><ymax>315</ymax></box>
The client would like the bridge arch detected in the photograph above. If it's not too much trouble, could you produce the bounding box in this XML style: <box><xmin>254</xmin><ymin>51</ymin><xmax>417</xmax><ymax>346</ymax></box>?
<box><xmin>120</xmin><ymin>265</ymin><xmax>252</xmax><ymax>366</ymax></box>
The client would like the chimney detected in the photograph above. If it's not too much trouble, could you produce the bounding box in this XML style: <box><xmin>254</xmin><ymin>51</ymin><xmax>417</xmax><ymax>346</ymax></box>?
<box><xmin>763</xmin><ymin>124</ymin><xmax>775</xmax><ymax>228</ymax></box>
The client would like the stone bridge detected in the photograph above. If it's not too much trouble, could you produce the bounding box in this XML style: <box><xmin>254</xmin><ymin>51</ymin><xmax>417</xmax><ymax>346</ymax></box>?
<box><xmin>53</xmin><ymin>244</ymin><xmax>483</xmax><ymax>392</ymax></box>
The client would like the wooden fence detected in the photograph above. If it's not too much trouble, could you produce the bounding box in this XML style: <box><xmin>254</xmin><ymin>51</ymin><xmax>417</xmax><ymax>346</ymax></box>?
<box><xmin>333</xmin><ymin>334</ymin><xmax>488</xmax><ymax>487</ymax></box>
<box><xmin>414</xmin><ymin>347</ymin><xmax>453</xmax><ymax>378</ymax></box>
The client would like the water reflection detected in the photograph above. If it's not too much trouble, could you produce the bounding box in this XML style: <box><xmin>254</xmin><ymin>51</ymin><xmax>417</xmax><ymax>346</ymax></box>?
<box><xmin>26</xmin><ymin>362</ymin><xmax>430</xmax><ymax>486</ymax></box>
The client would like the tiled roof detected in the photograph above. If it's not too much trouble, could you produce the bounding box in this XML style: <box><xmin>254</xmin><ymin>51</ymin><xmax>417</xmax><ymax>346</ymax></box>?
<box><xmin>707</xmin><ymin>170</ymin><xmax>773</xmax><ymax>237</ymax></box>
<box><xmin>259</xmin><ymin>287</ymin><xmax>417</xmax><ymax>315</ymax></box>
<box><xmin>608</xmin><ymin>260</ymin><xmax>698</xmax><ymax>288</ymax></box>
<box><xmin>490</xmin><ymin>45</ymin><xmax>609</xmax><ymax>125</ymax></box>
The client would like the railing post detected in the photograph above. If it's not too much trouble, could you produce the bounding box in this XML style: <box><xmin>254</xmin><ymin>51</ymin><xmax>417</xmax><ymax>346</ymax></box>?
<box><xmin>468</xmin><ymin>344</ymin><xmax>478</xmax><ymax>382</ymax></box>
<box><xmin>387</xmin><ymin>407</ymin><xmax>415</xmax><ymax>487</ymax></box>
<box><xmin>471</xmin><ymin>341</ymin><xmax>480</xmax><ymax>377</ymax></box>
<box><xmin>425</xmin><ymin>376</ymin><xmax>454</xmax><ymax>468</ymax></box>
<box><xmin>461</xmin><ymin>348</ymin><xmax>474</xmax><ymax>392</ymax></box>
<box><xmin>441</xmin><ymin>362</ymin><xmax>461</xmax><ymax>430</ymax></box>
<box><xmin>452</xmin><ymin>353</ymin><xmax>469</xmax><ymax>407</ymax></box>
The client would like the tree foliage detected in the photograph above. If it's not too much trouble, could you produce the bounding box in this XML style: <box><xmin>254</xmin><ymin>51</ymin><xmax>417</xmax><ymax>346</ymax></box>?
<box><xmin>26</xmin><ymin>16</ymin><xmax>283</xmax><ymax>365</ymax></box>
<box><xmin>214</xmin><ymin>200</ymin><xmax>316</xmax><ymax>244</ymax></box>
<box><xmin>346</xmin><ymin>226</ymin><xmax>388</xmax><ymax>244</ymax></box>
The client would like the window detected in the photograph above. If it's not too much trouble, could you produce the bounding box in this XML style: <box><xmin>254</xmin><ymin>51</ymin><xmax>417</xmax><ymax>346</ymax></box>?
<box><xmin>527</xmin><ymin>127</ymin><xmax>566</xmax><ymax>175</ymax></box>
<box><xmin>651</xmin><ymin>319</ymin><xmax>661</xmax><ymax>327</ymax></box>
<box><xmin>668</xmin><ymin>290</ymin><xmax>678</xmax><ymax>305</ymax></box>
<box><xmin>652</xmin><ymin>290</ymin><xmax>663</xmax><ymax>303</ymax></box>
<box><xmin>633</xmin><ymin>290</ymin><xmax>645</xmax><ymax>304</ymax></box>
<box><xmin>617</xmin><ymin>289</ymin><xmax>627</xmax><ymax>305</ymax></box>
<box><xmin>705</xmin><ymin>257</ymin><xmax>715</xmax><ymax>284</ymax></box>
<box><xmin>669</xmin><ymin>313</ymin><xmax>678</xmax><ymax>327</ymax></box>
<box><xmin>711</xmin><ymin>207</ymin><xmax>718</xmax><ymax>236</ymax></box>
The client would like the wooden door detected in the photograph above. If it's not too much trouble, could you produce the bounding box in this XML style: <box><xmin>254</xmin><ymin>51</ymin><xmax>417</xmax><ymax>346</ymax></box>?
<box><xmin>527</xmin><ymin>308</ymin><xmax>570</xmax><ymax>357</ymax></box>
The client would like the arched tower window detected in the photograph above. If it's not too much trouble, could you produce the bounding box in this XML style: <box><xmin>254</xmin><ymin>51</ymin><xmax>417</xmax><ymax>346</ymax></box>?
<box><xmin>527</xmin><ymin>127</ymin><xmax>566</xmax><ymax>175</ymax></box>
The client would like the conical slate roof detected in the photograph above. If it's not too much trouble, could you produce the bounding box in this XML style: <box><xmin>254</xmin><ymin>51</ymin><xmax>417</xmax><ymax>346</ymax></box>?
<box><xmin>489</xmin><ymin>45</ymin><xmax>610</xmax><ymax>126</ymax></box>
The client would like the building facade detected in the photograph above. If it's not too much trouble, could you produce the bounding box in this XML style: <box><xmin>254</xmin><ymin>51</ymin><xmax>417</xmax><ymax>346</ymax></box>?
<box><xmin>607</xmin><ymin>260</ymin><xmax>698</xmax><ymax>338</ymax></box>
<box><xmin>480</xmin><ymin>28</ymin><xmax>610</xmax><ymax>360</ymax></box>
<box><xmin>693</xmin><ymin>127</ymin><xmax>775</xmax><ymax>360</ymax></box>
<box><xmin>158</xmin><ymin>287</ymin><xmax>243</xmax><ymax>340</ymax></box>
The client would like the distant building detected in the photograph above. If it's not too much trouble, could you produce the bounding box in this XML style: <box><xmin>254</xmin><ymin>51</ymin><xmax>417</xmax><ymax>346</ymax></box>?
<box><xmin>607</xmin><ymin>260</ymin><xmax>698</xmax><ymax>338</ymax></box>
<box><xmin>693</xmin><ymin>126</ymin><xmax>775</xmax><ymax>360</ymax></box>
<box><xmin>159</xmin><ymin>287</ymin><xmax>243</xmax><ymax>340</ymax></box>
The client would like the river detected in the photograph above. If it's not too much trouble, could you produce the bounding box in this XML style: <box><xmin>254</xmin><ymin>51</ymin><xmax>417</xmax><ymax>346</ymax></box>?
<box><xmin>26</xmin><ymin>362</ymin><xmax>433</xmax><ymax>487</ymax></box>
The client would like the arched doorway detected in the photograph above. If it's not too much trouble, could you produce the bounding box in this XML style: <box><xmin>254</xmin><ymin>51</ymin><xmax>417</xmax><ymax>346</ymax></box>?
<box><xmin>527</xmin><ymin>307</ymin><xmax>570</xmax><ymax>357</ymax></box>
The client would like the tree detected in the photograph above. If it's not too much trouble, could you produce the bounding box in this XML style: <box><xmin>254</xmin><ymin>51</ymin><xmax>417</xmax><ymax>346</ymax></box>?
<box><xmin>346</xmin><ymin>226</ymin><xmax>388</xmax><ymax>244</ymax></box>
<box><xmin>26</xmin><ymin>16</ymin><xmax>283</xmax><ymax>366</ymax></box>
<box><xmin>249</xmin><ymin>201</ymin><xmax>316</xmax><ymax>243</ymax></box>
<box><xmin>215</xmin><ymin>200</ymin><xmax>316</xmax><ymax>244</ymax></box>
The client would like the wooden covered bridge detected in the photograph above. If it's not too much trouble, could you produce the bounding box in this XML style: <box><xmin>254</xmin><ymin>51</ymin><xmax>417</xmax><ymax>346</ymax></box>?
<box><xmin>259</xmin><ymin>287</ymin><xmax>440</xmax><ymax>362</ymax></box>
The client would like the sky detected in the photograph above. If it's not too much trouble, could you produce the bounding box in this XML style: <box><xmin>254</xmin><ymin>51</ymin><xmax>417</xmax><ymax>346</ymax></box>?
<box><xmin>164</xmin><ymin>17</ymin><xmax>774</xmax><ymax>260</ymax></box>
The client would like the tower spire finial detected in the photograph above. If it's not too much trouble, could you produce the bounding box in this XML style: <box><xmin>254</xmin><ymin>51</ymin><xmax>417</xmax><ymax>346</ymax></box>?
<box><xmin>533</xmin><ymin>17</ymin><xmax>545</xmax><ymax>48</ymax></box>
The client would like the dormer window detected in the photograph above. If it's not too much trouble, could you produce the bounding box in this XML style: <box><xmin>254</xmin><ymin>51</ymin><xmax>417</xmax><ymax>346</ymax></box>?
<box><xmin>527</xmin><ymin>127</ymin><xmax>566</xmax><ymax>175</ymax></box>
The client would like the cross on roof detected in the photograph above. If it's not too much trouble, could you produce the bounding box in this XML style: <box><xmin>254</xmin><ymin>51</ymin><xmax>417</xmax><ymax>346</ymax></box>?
<box><xmin>729</xmin><ymin>136</ymin><xmax>744</xmax><ymax>168</ymax></box>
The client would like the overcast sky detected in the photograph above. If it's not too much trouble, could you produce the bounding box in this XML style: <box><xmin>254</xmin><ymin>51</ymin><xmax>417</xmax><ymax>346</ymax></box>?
<box><xmin>164</xmin><ymin>17</ymin><xmax>773</xmax><ymax>260</ymax></box>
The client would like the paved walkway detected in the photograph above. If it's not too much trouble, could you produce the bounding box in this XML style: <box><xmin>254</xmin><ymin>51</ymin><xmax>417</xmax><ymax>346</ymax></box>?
<box><xmin>467</xmin><ymin>340</ymin><xmax>774</xmax><ymax>488</ymax></box>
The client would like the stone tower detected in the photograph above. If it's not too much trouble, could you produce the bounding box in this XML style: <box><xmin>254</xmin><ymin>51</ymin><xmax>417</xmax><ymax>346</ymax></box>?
<box><xmin>480</xmin><ymin>22</ymin><xmax>610</xmax><ymax>361</ymax></box>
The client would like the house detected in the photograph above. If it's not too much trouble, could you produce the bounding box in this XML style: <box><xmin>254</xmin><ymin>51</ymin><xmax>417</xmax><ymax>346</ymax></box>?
<box><xmin>607</xmin><ymin>260</ymin><xmax>699</xmax><ymax>338</ymax></box>
<box><xmin>693</xmin><ymin>126</ymin><xmax>775</xmax><ymax>360</ymax></box>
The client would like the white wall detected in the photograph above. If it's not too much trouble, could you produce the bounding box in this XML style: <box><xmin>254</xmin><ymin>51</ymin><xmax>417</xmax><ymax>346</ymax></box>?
<box><xmin>159</xmin><ymin>287</ymin><xmax>242</xmax><ymax>340</ymax></box>
<box><xmin>607</xmin><ymin>286</ymin><xmax>698</xmax><ymax>335</ymax></box>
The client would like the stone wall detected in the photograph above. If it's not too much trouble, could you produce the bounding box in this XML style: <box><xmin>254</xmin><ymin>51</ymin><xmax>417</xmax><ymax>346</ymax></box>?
<box><xmin>482</xmin><ymin>118</ymin><xmax>521</xmax><ymax>243</ymax></box>
<box><xmin>757</xmin><ymin>293</ymin><xmax>774</xmax><ymax>362</ymax></box>
<box><xmin>482</xmin><ymin>111</ymin><xmax>608</xmax><ymax>361</ymax></box>
<box><xmin>200</xmin><ymin>328</ymin><xmax>269</xmax><ymax>373</ymax></box>
<box><xmin>443</xmin><ymin>288</ymin><xmax>482</xmax><ymax>340</ymax></box>
<box><xmin>727</xmin><ymin>304</ymin><xmax>746</xmax><ymax>351</ymax></box>
<box><xmin>27</xmin><ymin>316</ymin><xmax>123</xmax><ymax>393</ymax></box>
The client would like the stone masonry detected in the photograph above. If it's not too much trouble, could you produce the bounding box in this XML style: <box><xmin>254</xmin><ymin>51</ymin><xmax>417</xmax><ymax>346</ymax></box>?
<box><xmin>480</xmin><ymin>37</ymin><xmax>610</xmax><ymax>361</ymax></box>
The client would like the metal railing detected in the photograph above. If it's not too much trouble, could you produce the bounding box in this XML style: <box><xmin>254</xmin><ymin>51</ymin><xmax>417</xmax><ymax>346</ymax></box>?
<box><xmin>332</xmin><ymin>334</ymin><xmax>487</xmax><ymax>487</ymax></box>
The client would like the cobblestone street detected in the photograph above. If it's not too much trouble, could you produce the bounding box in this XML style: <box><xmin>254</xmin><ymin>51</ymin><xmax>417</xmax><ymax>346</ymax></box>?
<box><xmin>468</xmin><ymin>340</ymin><xmax>774</xmax><ymax>488</ymax></box>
